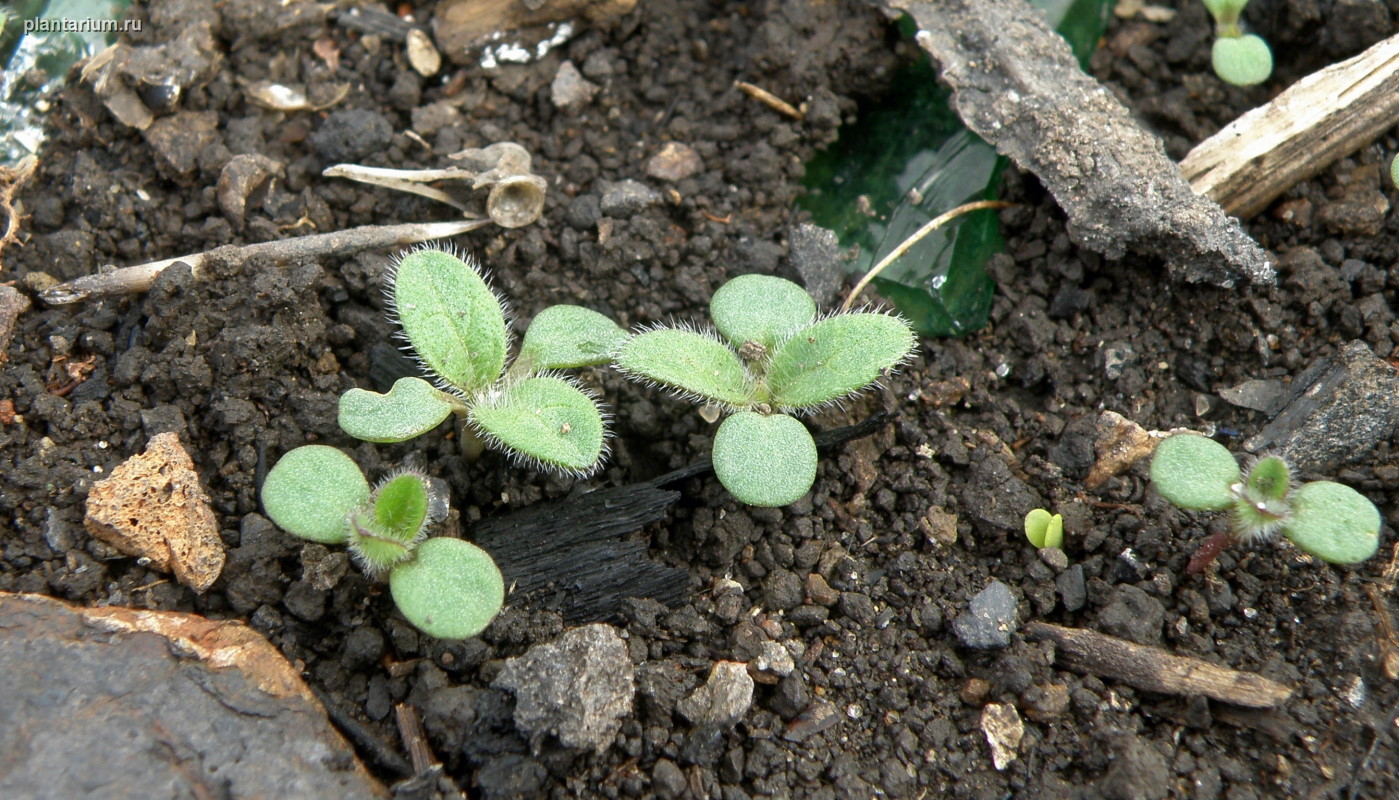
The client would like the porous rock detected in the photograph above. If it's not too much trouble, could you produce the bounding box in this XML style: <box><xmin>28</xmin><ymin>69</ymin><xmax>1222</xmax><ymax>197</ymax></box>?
<box><xmin>492</xmin><ymin>623</ymin><xmax>635</xmax><ymax>753</ymax></box>
<box><xmin>84</xmin><ymin>432</ymin><xmax>224</xmax><ymax>592</ymax></box>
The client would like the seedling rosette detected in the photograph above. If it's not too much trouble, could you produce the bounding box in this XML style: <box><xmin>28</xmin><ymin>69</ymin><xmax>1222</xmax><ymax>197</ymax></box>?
<box><xmin>337</xmin><ymin>247</ymin><xmax>625</xmax><ymax>475</ymax></box>
<box><xmin>1149</xmin><ymin>433</ymin><xmax>1381</xmax><ymax>571</ymax></box>
<box><xmin>261</xmin><ymin>445</ymin><xmax>504</xmax><ymax>639</ymax></box>
<box><xmin>614</xmin><ymin>274</ymin><xmax>916</xmax><ymax>507</ymax></box>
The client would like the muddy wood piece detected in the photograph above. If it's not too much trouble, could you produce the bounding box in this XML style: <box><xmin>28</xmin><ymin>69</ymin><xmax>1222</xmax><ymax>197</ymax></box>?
<box><xmin>883</xmin><ymin>0</ymin><xmax>1274</xmax><ymax>287</ymax></box>
<box><xmin>1025</xmin><ymin>622</ymin><xmax>1293</xmax><ymax>708</ymax></box>
<box><xmin>1182</xmin><ymin>33</ymin><xmax>1399</xmax><ymax>220</ymax></box>
<box><xmin>37</xmin><ymin>219</ymin><xmax>489</xmax><ymax>305</ymax></box>
<box><xmin>1242</xmin><ymin>341</ymin><xmax>1399</xmax><ymax>473</ymax></box>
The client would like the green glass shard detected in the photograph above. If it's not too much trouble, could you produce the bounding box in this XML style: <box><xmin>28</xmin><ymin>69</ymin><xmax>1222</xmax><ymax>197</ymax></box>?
<box><xmin>798</xmin><ymin>0</ymin><xmax>1111</xmax><ymax>337</ymax></box>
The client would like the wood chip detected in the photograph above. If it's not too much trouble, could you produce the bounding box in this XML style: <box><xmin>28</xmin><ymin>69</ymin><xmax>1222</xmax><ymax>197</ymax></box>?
<box><xmin>1182</xmin><ymin>32</ymin><xmax>1399</xmax><ymax>220</ymax></box>
<box><xmin>1026</xmin><ymin>622</ymin><xmax>1293</xmax><ymax>708</ymax></box>
<box><xmin>84</xmin><ymin>432</ymin><xmax>225</xmax><ymax>593</ymax></box>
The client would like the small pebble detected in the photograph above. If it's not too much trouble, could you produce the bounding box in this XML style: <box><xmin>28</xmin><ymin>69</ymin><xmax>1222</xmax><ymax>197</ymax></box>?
<box><xmin>953</xmin><ymin>580</ymin><xmax>1018</xmax><ymax>649</ymax></box>
<box><xmin>645</xmin><ymin>142</ymin><xmax>703</xmax><ymax>182</ymax></box>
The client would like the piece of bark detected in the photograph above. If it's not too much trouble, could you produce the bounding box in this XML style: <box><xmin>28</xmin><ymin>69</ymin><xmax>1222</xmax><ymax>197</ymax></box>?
<box><xmin>885</xmin><ymin>0</ymin><xmax>1274</xmax><ymax>287</ymax></box>
<box><xmin>1025</xmin><ymin>622</ymin><xmax>1292</xmax><ymax>708</ymax></box>
<box><xmin>1243</xmin><ymin>340</ymin><xmax>1399</xmax><ymax>472</ymax></box>
<box><xmin>0</xmin><ymin>592</ymin><xmax>387</xmax><ymax>799</ymax></box>
<box><xmin>1182</xmin><ymin>33</ymin><xmax>1399</xmax><ymax>220</ymax></box>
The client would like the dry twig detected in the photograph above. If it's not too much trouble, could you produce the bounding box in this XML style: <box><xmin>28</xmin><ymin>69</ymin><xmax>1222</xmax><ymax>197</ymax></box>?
<box><xmin>1026</xmin><ymin>622</ymin><xmax>1293</xmax><ymax>708</ymax></box>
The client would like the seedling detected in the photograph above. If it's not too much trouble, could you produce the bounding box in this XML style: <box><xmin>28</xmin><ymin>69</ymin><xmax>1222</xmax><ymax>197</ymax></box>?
<box><xmin>260</xmin><ymin>445</ymin><xmax>505</xmax><ymax>639</ymax></box>
<box><xmin>1391</xmin><ymin>153</ymin><xmax>1399</xmax><ymax>190</ymax></box>
<box><xmin>1149</xmin><ymin>433</ymin><xmax>1380</xmax><ymax>573</ymax></box>
<box><xmin>1024</xmin><ymin>508</ymin><xmax>1064</xmax><ymax>549</ymax></box>
<box><xmin>613</xmin><ymin>274</ymin><xmax>916</xmax><ymax>507</ymax></box>
<box><xmin>338</xmin><ymin>246</ymin><xmax>626</xmax><ymax>475</ymax></box>
<box><xmin>1202</xmin><ymin>0</ymin><xmax>1272</xmax><ymax>86</ymax></box>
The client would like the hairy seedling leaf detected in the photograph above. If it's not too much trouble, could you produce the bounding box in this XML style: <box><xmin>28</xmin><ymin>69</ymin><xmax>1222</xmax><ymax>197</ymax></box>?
<box><xmin>339</xmin><ymin>377</ymin><xmax>457</xmax><ymax>443</ymax></box>
<box><xmin>1149</xmin><ymin>433</ymin><xmax>1241</xmax><ymax>511</ymax></box>
<box><xmin>389</xmin><ymin>537</ymin><xmax>505</xmax><ymax>639</ymax></box>
<box><xmin>615</xmin><ymin>329</ymin><xmax>754</xmax><ymax>407</ymax></box>
<box><xmin>1244</xmin><ymin>456</ymin><xmax>1290</xmax><ymax>502</ymax></box>
<box><xmin>392</xmin><ymin>247</ymin><xmax>507</xmax><ymax>392</ymax></box>
<box><xmin>518</xmin><ymin>305</ymin><xmax>628</xmax><ymax>371</ymax></box>
<box><xmin>374</xmin><ymin>473</ymin><xmax>430</xmax><ymax>543</ymax></box>
<box><xmin>261</xmin><ymin>445</ymin><xmax>370</xmax><ymax>543</ymax></box>
<box><xmin>712</xmin><ymin>412</ymin><xmax>817</xmax><ymax>507</ymax></box>
<box><xmin>767</xmin><ymin>313</ymin><xmax>916</xmax><ymax>409</ymax></box>
<box><xmin>470</xmin><ymin>376</ymin><xmax>605</xmax><ymax>473</ymax></box>
<box><xmin>710</xmin><ymin>274</ymin><xmax>817</xmax><ymax>350</ymax></box>
<box><xmin>1284</xmin><ymin>481</ymin><xmax>1381</xmax><ymax>564</ymax></box>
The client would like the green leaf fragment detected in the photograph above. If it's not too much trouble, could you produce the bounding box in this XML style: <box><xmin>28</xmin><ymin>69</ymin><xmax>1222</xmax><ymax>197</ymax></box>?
<box><xmin>1390</xmin><ymin>154</ymin><xmax>1399</xmax><ymax>191</ymax></box>
<box><xmin>1212</xmin><ymin>34</ymin><xmax>1272</xmax><ymax>87</ymax></box>
<box><xmin>470</xmin><ymin>376</ymin><xmax>605</xmax><ymax>473</ymax></box>
<box><xmin>1149</xmin><ymin>434</ymin><xmax>1241</xmax><ymax>511</ymax></box>
<box><xmin>614</xmin><ymin>329</ymin><xmax>754</xmax><ymax>407</ymax></box>
<box><xmin>712</xmin><ymin>412</ymin><xmax>818</xmax><ymax>507</ymax></box>
<box><xmin>392</xmin><ymin>247</ymin><xmax>508</xmax><ymax>392</ymax></box>
<box><xmin>261</xmin><ymin>445</ymin><xmax>370</xmax><ymax>544</ymax></box>
<box><xmin>1283</xmin><ymin>481</ymin><xmax>1381</xmax><ymax>564</ymax></box>
<box><xmin>339</xmin><ymin>377</ymin><xmax>456</xmax><ymax>443</ymax></box>
<box><xmin>518</xmin><ymin>304</ymin><xmax>628</xmax><ymax>370</ymax></box>
<box><xmin>767</xmin><ymin>313</ymin><xmax>916</xmax><ymax>410</ymax></box>
<box><xmin>389</xmin><ymin>537</ymin><xmax>506</xmax><ymax>639</ymax></box>
<box><xmin>709</xmin><ymin>274</ymin><xmax>817</xmax><ymax>350</ymax></box>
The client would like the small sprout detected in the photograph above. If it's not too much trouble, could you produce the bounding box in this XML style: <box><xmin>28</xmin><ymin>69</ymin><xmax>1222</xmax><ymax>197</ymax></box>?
<box><xmin>260</xmin><ymin>445</ymin><xmax>504</xmax><ymax>639</ymax></box>
<box><xmin>338</xmin><ymin>246</ymin><xmax>614</xmax><ymax>475</ymax></box>
<box><xmin>1391</xmin><ymin>153</ymin><xmax>1399</xmax><ymax>190</ymax></box>
<box><xmin>614</xmin><ymin>274</ymin><xmax>916</xmax><ymax>506</ymax></box>
<box><xmin>1024</xmin><ymin>508</ymin><xmax>1064</xmax><ymax>550</ymax></box>
<box><xmin>1149</xmin><ymin>433</ymin><xmax>1381</xmax><ymax>570</ymax></box>
<box><xmin>1201</xmin><ymin>0</ymin><xmax>1272</xmax><ymax>86</ymax></box>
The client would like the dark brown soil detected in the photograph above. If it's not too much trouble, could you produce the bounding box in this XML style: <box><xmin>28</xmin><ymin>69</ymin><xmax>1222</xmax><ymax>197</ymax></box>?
<box><xmin>3</xmin><ymin>0</ymin><xmax>1398</xmax><ymax>797</ymax></box>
